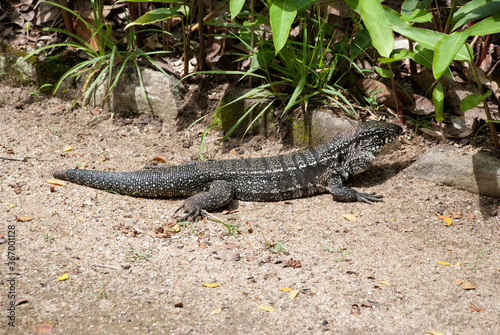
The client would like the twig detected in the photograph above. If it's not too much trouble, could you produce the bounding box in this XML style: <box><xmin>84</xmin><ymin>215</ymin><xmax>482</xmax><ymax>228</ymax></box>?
<box><xmin>94</xmin><ymin>264</ymin><xmax>121</xmax><ymax>271</ymax></box>
<box><xmin>0</xmin><ymin>156</ymin><xmax>27</xmax><ymax>162</ymax></box>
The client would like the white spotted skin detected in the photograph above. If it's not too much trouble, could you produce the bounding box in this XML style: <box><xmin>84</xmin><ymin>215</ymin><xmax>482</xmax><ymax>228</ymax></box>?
<box><xmin>59</xmin><ymin>121</ymin><xmax>402</xmax><ymax>208</ymax></box>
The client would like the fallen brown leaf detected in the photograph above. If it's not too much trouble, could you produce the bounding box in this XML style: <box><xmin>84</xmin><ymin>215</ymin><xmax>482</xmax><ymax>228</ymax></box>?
<box><xmin>284</xmin><ymin>258</ymin><xmax>302</xmax><ymax>268</ymax></box>
<box><xmin>461</xmin><ymin>281</ymin><xmax>478</xmax><ymax>290</ymax></box>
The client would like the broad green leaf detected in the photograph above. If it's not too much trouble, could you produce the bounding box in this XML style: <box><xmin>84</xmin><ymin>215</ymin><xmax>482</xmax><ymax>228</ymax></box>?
<box><xmin>401</xmin><ymin>9</ymin><xmax>433</xmax><ymax>23</ymax></box>
<box><xmin>345</xmin><ymin>0</ymin><xmax>360</xmax><ymax>13</ymax></box>
<box><xmin>375</xmin><ymin>66</ymin><xmax>391</xmax><ymax>78</ymax></box>
<box><xmin>250</xmin><ymin>43</ymin><xmax>275</xmax><ymax>72</ymax></box>
<box><xmin>350</xmin><ymin>27</ymin><xmax>371</xmax><ymax>60</ymax></box>
<box><xmin>125</xmin><ymin>7</ymin><xmax>182</xmax><ymax>28</ymax></box>
<box><xmin>402</xmin><ymin>0</ymin><xmax>432</xmax><ymax>14</ymax></box>
<box><xmin>391</xmin><ymin>26</ymin><xmax>470</xmax><ymax>61</ymax></box>
<box><xmin>230</xmin><ymin>0</ymin><xmax>245</xmax><ymax>19</ymax></box>
<box><xmin>291</xmin><ymin>0</ymin><xmax>317</xmax><ymax>13</ymax></box>
<box><xmin>433</xmin><ymin>30</ymin><xmax>471</xmax><ymax>79</ymax></box>
<box><xmin>270</xmin><ymin>0</ymin><xmax>297</xmax><ymax>55</ymax></box>
<box><xmin>360</xmin><ymin>0</ymin><xmax>394</xmax><ymax>57</ymax></box>
<box><xmin>411</xmin><ymin>45</ymin><xmax>453</xmax><ymax>79</ymax></box>
<box><xmin>379</xmin><ymin>49</ymin><xmax>410</xmax><ymax>63</ymax></box>
<box><xmin>460</xmin><ymin>91</ymin><xmax>492</xmax><ymax>111</ymax></box>
<box><xmin>384</xmin><ymin>6</ymin><xmax>410</xmax><ymax>28</ymax></box>
<box><xmin>466</xmin><ymin>14</ymin><xmax>500</xmax><ymax>36</ymax></box>
<box><xmin>452</xmin><ymin>1</ymin><xmax>500</xmax><ymax>31</ymax></box>
<box><xmin>433</xmin><ymin>81</ymin><xmax>444</xmax><ymax>122</ymax></box>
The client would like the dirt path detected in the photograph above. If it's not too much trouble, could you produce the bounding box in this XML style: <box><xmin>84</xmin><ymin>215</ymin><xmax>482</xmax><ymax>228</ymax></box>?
<box><xmin>1</xmin><ymin>83</ymin><xmax>499</xmax><ymax>334</ymax></box>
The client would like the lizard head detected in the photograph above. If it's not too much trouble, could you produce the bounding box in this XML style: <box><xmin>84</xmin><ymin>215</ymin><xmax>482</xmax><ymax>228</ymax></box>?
<box><xmin>356</xmin><ymin>121</ymin><xmax>402</xmax><ymax>156</ymax></box>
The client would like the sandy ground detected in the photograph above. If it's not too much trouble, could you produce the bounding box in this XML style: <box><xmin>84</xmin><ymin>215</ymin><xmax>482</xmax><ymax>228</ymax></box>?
<box><xmin>1</xmin><ymin>83</ymin><xmax>499</xmax><ymax>334</ymax></box>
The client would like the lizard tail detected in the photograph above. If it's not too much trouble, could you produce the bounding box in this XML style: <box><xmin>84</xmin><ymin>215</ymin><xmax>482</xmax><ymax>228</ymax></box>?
<box><xmin>53</xmin><ymin>170</ymin><xmax>68</xmax><ymax>181</ymax></box>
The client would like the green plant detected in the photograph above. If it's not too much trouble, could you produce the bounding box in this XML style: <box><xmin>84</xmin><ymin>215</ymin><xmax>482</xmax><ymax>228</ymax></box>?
<box><xmin>220</xmin><ymin>218</ymin><xmax>242</xmax><ymax>236</ymax></box>
<box><xmin>467</xmin><ymin>247</ymin><xmax>487</xmax><ymax>269</ymax></box>
<box><xmin>42</xmin><ymin>232</ymin><xmax>55</xmax><ymax>243</ymax></box>
<box><xmin>259</xmin><ymin>228</ymin><xmax>288</xmax><ymax>254</ymax></box>
<box><xmin>29</xmin><ymin>83</ymin><xmax>53</xmax><ymax>101</ymax></box>
<box><xmin>125</xmin><ymin>248</ymin><xmax>151</xmax><ymax>262</ymax></box>
<box><xmin>353</xmin><ymin>0</ymin><xmax>500</xmax><ymax>147</ymax></box>
<box><xmin>89</xmin><ymin>278</ymin><xmax>109</xmax><ymax>299</ymax></box>
<box><xmin>48</xmin><ymin>126</ymin><xmax>62</xmax><ymax>138</ymax></box>
<box><xmin>15</xmin><ymin>0</ymin><xmax>172</xmax><ymax>108</ymax></box>
<box><xmin>321</xmin><ymin>241</ymin><xmax>351</xmax><ymax>262</ymax></box>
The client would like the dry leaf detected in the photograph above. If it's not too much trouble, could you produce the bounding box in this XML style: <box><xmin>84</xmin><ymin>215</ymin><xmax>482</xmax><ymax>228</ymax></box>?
<box><xmin>455</xmin><ymin>262</ymin><xmax>461</xmax><ymax>269</ymax></box>
<box><xmin>212</xmin><ymin>308</ymin><xmax>222</xmax><ymax>314</ymax></box>
<box><xmin>33</xmin><ymin>322</ymin><xmax>54</xmax><ymax>334</ymax></box>
<box><xmin>461</xmin><ymin>281</ymin><xmax>478</xmax><ymax>290</ymax></box>
<box><xmin>58</xmin><ymin>273</ymin><xmax>69</xmax><ymax>281</ymax></box>
<box><xmin>77</xmin><ymin>216</ymin><xmax>85</xmax><ymax>222</ymax></box>
<box><xmin>342</xmin><ymin>214</ymin><xmax>357</xmax><ymax>222</ymax></box>
<box><xmin>443</xmin><ymin>217</ymin><xmax>453</xmax><ymax>226</ymax></box>
<box><xmin>451</xmin><ymin>210</ymin><xmax>463</xmax><ymax>219</ymax></box>
<box><xmin>379</xmin><ymin>281</ymin><xmax>391</xmax><ymax>286</ymax></box>
<box><xmin>455</xmin><ymin>279</ymin><xmax>462</xmax><ymax>286</ymax></box>
<box><xmin>289</xmin><ymin>289</ymin><xmax>299</xmax><ymax>300</ymax></box>
<box><xmin>425</xmin><ymin>331</ymin><xmax>444</xmax><ymax>335</ymax></box>
<box><xmin>437</xmin><ymin>261</ymin><xmax>450</xmax><ymax>266</ymax></box>
<box><xmin>62</xmin><ymin>146</ymin><xmax>73</xmax><ymax>152</ymax></box>
<box><xmin>257</xmin><ymin>305</ymin><xmax>275</xmax><ymax>312</ymax></box>
<box><xmin>152</xmin><ymin>156</ymin><xmax>167</xmax><ymax>163</ymax></box>
<box><xmin>202</xmin><ymin>283</ymin><xmax>220</xmax><ymax>288</ymax></box>
<box><xmin>174</xmin><ymin>300</ymin><xmax>183</xmax><ymax>308</ymax></box>
<box><xmin>46</xmin><ymin>179</ymin><xmax>66</xmax><ymax>186</ymax></box>
<box><xmin>17</xmin><ymin>216</ymin><xmax>34</xmax><ymax>222</ymax></box>
<box><xmin>7</xmin><ymin>204</ymin><xmax>14</xmax><ymax>212</ymax></box>
<box><xmin>280</xmin><ymin>287</ymin><xmax>293</xmax><ymax>292</ymax></box>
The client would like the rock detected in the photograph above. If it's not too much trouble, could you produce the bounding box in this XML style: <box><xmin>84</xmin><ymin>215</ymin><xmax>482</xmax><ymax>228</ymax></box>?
<box><xmin>292</xmin><ymin>110</ymin><xmax>357</xmax><ymax>147</ymax></box>
<box><xmin>90</xmin><ymin>64</ymin><xmax>185</xmax><ymax>123</ymax></box>
<box><xmin>407</xmin><ymin>145</ymin><xmax>500</xmax><ymax>198</ymax></box>
<box><xmin>216</xmin><ymin>89</ymin><xmax>273</xmax><ymax>137</ymax></box>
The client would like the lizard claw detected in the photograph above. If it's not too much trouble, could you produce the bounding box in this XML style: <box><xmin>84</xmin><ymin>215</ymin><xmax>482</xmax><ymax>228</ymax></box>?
<box><xmin>356</xmin><ymin>192</ymin><xmax>383</xmax><ymax>204</ymax></box>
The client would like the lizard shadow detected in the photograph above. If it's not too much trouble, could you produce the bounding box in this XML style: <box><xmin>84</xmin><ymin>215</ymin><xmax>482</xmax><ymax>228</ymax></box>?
<box><xmin>345</xmin><ymin>163</ymin><xmax>401</xmax><ymax>189</ymax></box>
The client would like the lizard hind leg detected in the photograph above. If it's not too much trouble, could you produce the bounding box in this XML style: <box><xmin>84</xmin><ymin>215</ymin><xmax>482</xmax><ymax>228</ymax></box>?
<box><xmin>174</xmin><ymin>180</ymin><xmax>234</xmax><ymax>221</ymax></box>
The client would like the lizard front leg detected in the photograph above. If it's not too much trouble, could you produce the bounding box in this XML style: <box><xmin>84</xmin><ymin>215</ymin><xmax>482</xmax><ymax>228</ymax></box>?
<box><xmin>174</xmin><ymin>180</ymin><xmax>233</xmax><ymax>221</ymax></box>
<box><xmin>326</xmin><ymin>177</ymin><xmax>383</xmax><ymax>204</ymax></box>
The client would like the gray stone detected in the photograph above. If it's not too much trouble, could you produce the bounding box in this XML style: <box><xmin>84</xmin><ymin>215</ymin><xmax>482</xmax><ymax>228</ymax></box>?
<box><xmin>407</xmin><ymin>145</ymin><xmax>500</xmax><ymax>198</ymax></box>
<box><xmin>217</xmin><ymin>89</ymin><xmax>273</xmax><ymax>137</ymax></box>
<box><xmin>292</xmin><ymin>110</ymin><xmax>357</xmax><ymax>147</ymax></box>
<box><xmin>90</xmin><ymin>64</ymin><xmax>185</xmax><ymax>123</ymax></box>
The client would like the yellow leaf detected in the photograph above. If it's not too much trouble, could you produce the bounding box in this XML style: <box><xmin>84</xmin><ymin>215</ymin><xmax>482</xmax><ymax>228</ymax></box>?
<box><xmin>167</xmin><ymin>224</ymin><xmax>181</xmax><ymax>232</ymax></box>
<box><xmin>62</xmin><ymin>146</ymin><xmax>73</xmax><ymax>152</ymax></box>
<box><xmin>7</xmin><ymin>204</ymin><xmax>14</xmax><ymax>212</ymax></box>
<box><xmin>58</xmin><ymin>274</ymin><xmax>69</xmax><ymax>281</ymax></box>
<box><xmin>379</xmin><ymin>281</ymin><xmax>391</xmax><ymax>286</ymax></box>
<box><xmin>212</xmin><ymin>308</ymin><xmax>222</xmax><ymax>314</ymax></box>
<box><xmin>202</xmin><ymin>283</ymin><xmax>220</xmax><ymax>288</ymax></box>
<box><xmin>17</xmin><ymin>216</ymin><xmax>34</xmax><ymax>222</ymax></box>
<box><xmin>46</xmin><ymin>179</ymin><xmax>66</xmax><ymax>186</ymax></box>
<box><xmin>437</xmin><ymin>261</ymin><xmax>450</xmax><ymax>266</ymax></box>
<box><xmin>257</xmin><ymin>305</ymin><xmax>275</xmax><ymax>312</ymax></box>
<box><xmin>342</xmin><ymin>214</ymin><xmax>357</xmax><ymax>222</ymax></box>
<box><xmin>289</xmin><ymin>289</ymin><xmax>299</xmax><ymax>300</ymax></box>
<box><xmin>76</xmin><ymin>216</ymin><xmax>85</xmax><ymax>222</ymax></box>
<box><xmin>443</xmin><ymin>217</ymin><xmax>452</xmax><ymax>226</ymax></box>
<box><xmin>280</xmin><ymin>287</ymin><xmax>292</xmax><ymax>292</ymax></box>
<box><xmin>426</xmin><ymin>331</ymin><xmax>444</xmax><ymax>335</ymax></box>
